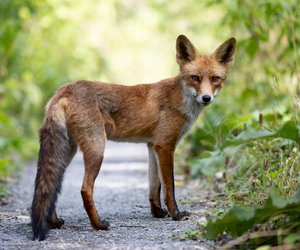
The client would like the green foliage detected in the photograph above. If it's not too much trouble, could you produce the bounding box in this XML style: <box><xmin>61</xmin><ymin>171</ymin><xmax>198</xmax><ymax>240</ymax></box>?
<box><xmin>178</xmin><ymin>228</ymin><xmax>202</xmax><ymax>241</ymax></box>
<box><xmin>185</xmin><ymin>117</ymin><xmax>300</xmax><ymax>237</ymax></box>
<box><xmin>222</xmin><ymin>120</ymin><xmax>299</xmax><ymax>149</ymax></box>
<box><xmin>204</xmin><ymin>191</ymin><xmax>300</xmax><ymax>248</ymax></box>
<box><xmin>0</xmin><ymin>0</ymin><xmax>41</xmax><ymax>184</ymax></box>
<box><xmin>0</xmin><ymin>0</ymin><xmax>108</xmax><ymax>186</ymax></box>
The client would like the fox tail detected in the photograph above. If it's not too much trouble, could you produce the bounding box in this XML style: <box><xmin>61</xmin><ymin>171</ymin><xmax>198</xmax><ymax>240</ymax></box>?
<box><xmin>31</xmin><ymin>110</ymin><xmax>74</xmax><ymax>241</ymax></box>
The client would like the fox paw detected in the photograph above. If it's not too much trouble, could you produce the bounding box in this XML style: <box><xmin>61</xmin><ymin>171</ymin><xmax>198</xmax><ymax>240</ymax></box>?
<box><xmin>172</xmin><ymin>211</ymin><xmax>190</xmax><ymax>221</ymax></box>
<box><xmin>92</xmin><ymin>219</ymin><xmax>110</xmax><ymax>230</ymax></box>
<box><xmin>151</xmin><ymin>205</ymin><xmax>169</xmax><ymax>218</ymax></box>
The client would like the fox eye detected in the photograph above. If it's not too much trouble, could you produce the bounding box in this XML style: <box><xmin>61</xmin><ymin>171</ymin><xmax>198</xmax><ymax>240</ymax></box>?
<box><xmin>191</xmin><ymin>75</ymin><xmax>200</xmax><ymax>82</ymax></box>
<box><xmin>211</xmin><ymin>76</ymin><xmax>221</xmax><ymax>83</ymax></box>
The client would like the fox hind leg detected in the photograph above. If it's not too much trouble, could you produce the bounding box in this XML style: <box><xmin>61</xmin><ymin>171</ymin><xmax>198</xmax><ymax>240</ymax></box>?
<box><xmin>79</xmin><ymin>126</ymin><xmax>109</xmax><ymax>230</ymax></box>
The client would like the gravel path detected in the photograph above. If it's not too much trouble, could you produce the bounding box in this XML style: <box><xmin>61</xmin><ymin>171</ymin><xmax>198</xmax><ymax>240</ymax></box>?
<box><xmin>0</xmin><ymin>142</ymin><xmax>214</xmax><ymax>249</ymax></box>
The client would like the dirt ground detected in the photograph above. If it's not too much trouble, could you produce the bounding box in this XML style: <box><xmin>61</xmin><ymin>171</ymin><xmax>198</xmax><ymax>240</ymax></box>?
<box><xmin>0</xmin><ymin>142</ymin><xmax>215</xmax><ymax>249</ymax></box>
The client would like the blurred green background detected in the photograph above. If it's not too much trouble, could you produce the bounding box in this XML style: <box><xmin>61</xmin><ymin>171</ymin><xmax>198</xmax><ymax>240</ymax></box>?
<box><xmin>0</xmin><ymin>0</ymin><xmax>299</xmax><ymax>203</ymax></box>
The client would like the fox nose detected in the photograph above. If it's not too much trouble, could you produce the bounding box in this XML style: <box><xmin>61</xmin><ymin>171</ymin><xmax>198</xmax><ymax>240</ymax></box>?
<box><xmin>202</xmin><ymin>95</ymin><xmax>211</xmax><ymax>103</ymax></box>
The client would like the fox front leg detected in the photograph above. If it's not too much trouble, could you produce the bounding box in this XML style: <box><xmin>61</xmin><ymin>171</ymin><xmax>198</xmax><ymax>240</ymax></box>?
<box><xmin>153</xmin><ymin>144</ymin><xmax>190</xmax><ymax>220</ymax></box>
<box><xmin>147</xmin><ymin>143</ymin><xmax>169</xmax><ymax>218</ymax></box>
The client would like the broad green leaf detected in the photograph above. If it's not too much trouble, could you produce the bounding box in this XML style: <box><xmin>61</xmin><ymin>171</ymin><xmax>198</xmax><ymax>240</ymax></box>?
<box><xmin>284</xmin><ymin>233</ymin><xmax>300</xmax><ymax>244</ymax></box>
<box><xmin>256</xmin><ymin>246</ymin><xmax>271</xmax><ymax>250</ymax></box>
<box><xmin>274</xmin><ymin>120</ymin><xmax>299</xmax><ymax>141</ymax></box>
<box><xmin>221</xmin><ymin>129</ymin><xmax>274</xmax><ymax>149</ymax></box>
<box><xmin>205</xmin><ymin>207</ymin><xmax>255</xmax><ymax>239</ymax></box>
<box><xmin>221</xmin><ymin>120</ymin><xmax>299</xmax><ymax>149</ymax></box>
<box><xmin>189</xmin><ymin>150</ymin><xmax>223</xmax><ymax>176</ymax></box>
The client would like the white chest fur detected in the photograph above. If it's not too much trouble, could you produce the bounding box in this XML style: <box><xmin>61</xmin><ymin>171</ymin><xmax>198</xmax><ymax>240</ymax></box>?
<box><xmin>177</xmin><ymin>94</ymin><xmax>203</xmax><ymax>143</ymax></box>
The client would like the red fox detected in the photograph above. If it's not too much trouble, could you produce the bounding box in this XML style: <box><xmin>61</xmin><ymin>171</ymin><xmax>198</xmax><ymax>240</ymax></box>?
<box><xmin>31</xmin><ymin>35</ymin><xmax>236</xmax><ymax>240</ymax></box>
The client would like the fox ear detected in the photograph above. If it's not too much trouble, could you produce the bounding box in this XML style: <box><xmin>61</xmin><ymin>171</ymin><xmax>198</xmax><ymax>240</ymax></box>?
<box><xmin>176</xmin><ymin>35</ymin><xmax>198</xmax><ymax>66</ymax></box>
<box><xmin>214</xmin><ymin>37</ymin><xmax>236</xmax><ymax>66</ymax></box>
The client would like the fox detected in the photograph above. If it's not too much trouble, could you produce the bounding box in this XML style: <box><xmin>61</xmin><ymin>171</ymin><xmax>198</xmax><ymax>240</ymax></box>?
<box><xmin>31</xmin><ymin>35</ymin><xmax>236</xmax><ymax>240</ymax></box>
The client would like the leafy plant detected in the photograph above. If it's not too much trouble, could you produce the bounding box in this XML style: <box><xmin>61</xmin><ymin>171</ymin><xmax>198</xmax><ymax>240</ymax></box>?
<box><xmin>187</xmin><ymin>116</ymin><xmax>299</xmax><ymax>177</ymax></box>
<box><xmin>204</xmin><ymin>190</ymin><xmax>300</xmax><ymax>248</ymax></box>
<box><xmin>221</xmin><ymin>120</ymin><xmax>299</xmax><ymax>149</ymax></box>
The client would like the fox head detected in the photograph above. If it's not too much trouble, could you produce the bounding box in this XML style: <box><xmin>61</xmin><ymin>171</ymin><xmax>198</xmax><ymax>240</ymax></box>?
<box><xmin>176</xmin><ymin>35</ymin><xmax>236</xmax><ymax>106</ymax></box>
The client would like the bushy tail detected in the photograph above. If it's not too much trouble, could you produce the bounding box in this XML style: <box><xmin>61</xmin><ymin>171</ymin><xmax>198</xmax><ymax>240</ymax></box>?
<box><xmin>31</xmin><ymin>117</ymin><xmax>71</xmax><ymax>241</ymax></box>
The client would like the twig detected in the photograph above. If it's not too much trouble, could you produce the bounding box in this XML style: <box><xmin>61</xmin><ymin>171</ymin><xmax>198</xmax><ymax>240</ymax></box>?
<box><xmin>120</xmin><ymin>225</ymin><xmax>146</xmax><ymax>228</ymax></box>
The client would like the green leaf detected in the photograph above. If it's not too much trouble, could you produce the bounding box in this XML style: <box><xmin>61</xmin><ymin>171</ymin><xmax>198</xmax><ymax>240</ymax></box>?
<box><xmin>274</xmin><ymin>120</ymin><xmax>299</xmax><ymax>141</ymax></box>
<box><xmin>188</xmin><ymin>150</ymin><xmax>223</xmax><ymax>176</ymax></box>
<box><xmin>284</xmin><ymin>233</ymin><xmax>300</xmax><ymax>244</ymax></box>
<box><xmin>221</xmin><ymin>120</ymin><xmax>299</xmax><ymax>149</ymax></box>
<box><xmin>205</xmin><ymin>207</ymin><xmax>255</xmax><ymax>239</ymax></box>
<box><xmin>256</xmin><ymin>246</ymin><xmax>271</xmax><ymax>250</ymax></box>
<box><xmin>221</xmin><ymin>129</ymin><xmax>274</xmax><ymax>149</ymax></box>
